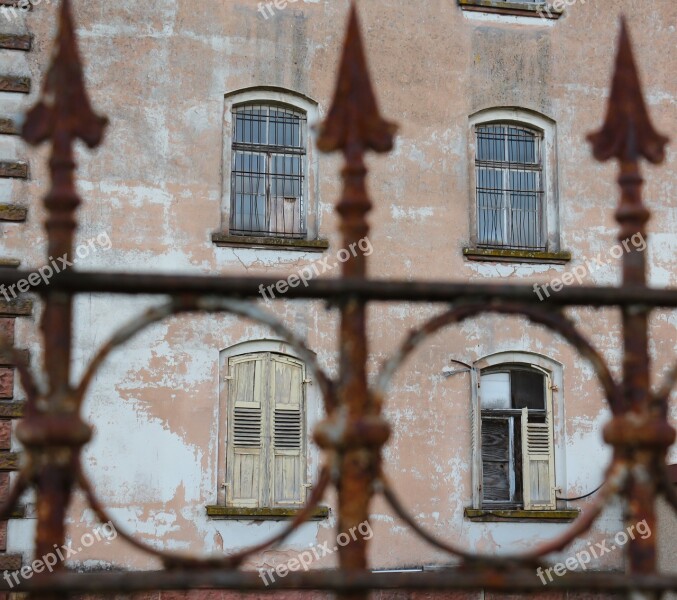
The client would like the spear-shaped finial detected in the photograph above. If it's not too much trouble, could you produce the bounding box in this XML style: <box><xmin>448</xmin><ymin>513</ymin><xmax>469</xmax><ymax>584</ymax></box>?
<box><xmin>317</xmin><ymin>2</ymin><xmax>397</xmax><ymax>155</ymax></box>
<box><xmin>22</xmin><ymin>0</ymin><xmax>108</xmax><ymax>149</ymax></box>
<box><xmin>588</xmin><ymin>18</ymin><xmax>668</xmax><ymax>164</ymax></box>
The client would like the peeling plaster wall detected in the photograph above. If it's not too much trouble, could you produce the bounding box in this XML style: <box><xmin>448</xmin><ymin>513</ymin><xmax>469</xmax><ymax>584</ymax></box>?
<box><xmin>1</xmin><ymin>0</ymin><xmax>675</xmax><ymax>577</ymax></box>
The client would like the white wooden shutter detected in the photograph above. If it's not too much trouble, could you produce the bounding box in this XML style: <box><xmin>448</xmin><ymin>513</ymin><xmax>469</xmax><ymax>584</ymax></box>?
<box><xmin>270</xmin><ymin>355</ymin><xmax>305</xmax><ymax>506</ymax></box>
<box><xmin>226</xmin><ymin>354</ymin><xmax>266</xmax><ymax>507</ymax></box>
<box><xmin>521</xmin><ymin>374</ymin><xmax>556</xmax><ymax>510</ymax></box>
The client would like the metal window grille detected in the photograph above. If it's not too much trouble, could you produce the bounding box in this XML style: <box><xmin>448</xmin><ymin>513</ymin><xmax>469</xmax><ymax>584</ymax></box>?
<box><xmin>230</xmin><ymin>103</ymin><xmax>307</xmax><ymax>238</ymax></box>
<box><xmin>476</xmin><ymin>124</ymin><xmax>545</xmax><ymax>250</ymax></box>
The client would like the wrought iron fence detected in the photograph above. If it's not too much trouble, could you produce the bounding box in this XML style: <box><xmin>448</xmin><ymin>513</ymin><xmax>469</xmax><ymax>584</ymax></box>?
<box><xmin>0</xmin><ymin>1</ymin><xmax>674</xmax><ymax>598</ymax></box>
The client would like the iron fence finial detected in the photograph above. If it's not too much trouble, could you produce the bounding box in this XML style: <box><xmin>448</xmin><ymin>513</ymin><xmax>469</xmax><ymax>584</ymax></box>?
<box><xmin>588</xmin><ymin>17</ymin><xmax>669</xmax><ymax>165</ymax></box>
<box><xmin>317</xmin><ymin>2</ymin><xmax>397</xmax><ymax>155</ymax></box>
<box><xmin>22</xmin><ymin>0</ymin><xmax>108</xmax><ymax>149</ymax></box>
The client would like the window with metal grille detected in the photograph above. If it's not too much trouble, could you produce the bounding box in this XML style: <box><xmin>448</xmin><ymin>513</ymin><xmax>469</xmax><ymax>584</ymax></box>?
<box><xmin>230</xmin><ymin>104</ymin><xmax>307</xmax><ymax>239</ymax></box>
<box><xmin>479</xmin><ymin>365</ymin><xmax>556</xmax><ymax>510</ymax></box>
<box><xmin>475</xmin><ymin>124</ymin><xmax>545</xmax><ymax>251</ymax></box>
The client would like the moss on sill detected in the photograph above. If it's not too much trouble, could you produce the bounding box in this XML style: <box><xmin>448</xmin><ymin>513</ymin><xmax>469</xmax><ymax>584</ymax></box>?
<box><xmin>458</xmin><ymin>0</ymin><xmax>563</xmax><ymax>19</ymax></box>
<box><xmin>464</xmin><ymin>247</ymin><xmax>572</xmax><ymax>264</ymax></box>
<box><xmin>465</xmin><ymin>507</ymin><xmax>580</xmax><ymax>523</ymax></box>
<box><xmin>206</xmin><ymin>505</ymin><xmax>330</xmax><ymax>521</ymax></box>
<box><xmin>212</xmin><ymin>233</ymin><xmax>329</xmax><ymax>252</ymax></box>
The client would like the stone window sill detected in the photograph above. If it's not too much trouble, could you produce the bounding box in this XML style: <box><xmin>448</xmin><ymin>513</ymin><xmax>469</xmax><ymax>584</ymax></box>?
<box><xmin>458</xmin><ymin>0</ymin><xmax>563</xmax><ymax>19</ymax></box>
<box><xmin>464</xmin><ymin>247</ymin><xmax>572</xmax><ymax>264</ymax></box>
<box><xmin>206</xmin><ymin>505</ymin><xmax>330</xmax><ymax>521</ymax></box>
<box><xmin>212</xmin><ymin>233</ymin><xmax>329</xmax><ymax>253</ymax></box>
<box><xmin>464</xmin><ymin>507</ymin><xmax>580</xmax><ymax>523</ymax></box>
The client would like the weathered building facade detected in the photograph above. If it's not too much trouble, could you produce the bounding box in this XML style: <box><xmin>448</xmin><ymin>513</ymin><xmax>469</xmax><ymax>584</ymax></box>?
<box><xmin>0</xmin><ymin>0</ymin><xmax>674</xmax><ymax>592</ymax></box>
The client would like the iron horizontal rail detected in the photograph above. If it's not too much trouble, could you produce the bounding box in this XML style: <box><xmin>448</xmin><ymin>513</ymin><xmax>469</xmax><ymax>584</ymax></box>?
<box><xmin>4</xmin><ymin>569</ymin><xmax>677</xmax><ymax>594</ymax></box>
<box><xmin>1</xmin><ymin>270</ymin><xmax>677</xmax><ymax>307</ymax></box>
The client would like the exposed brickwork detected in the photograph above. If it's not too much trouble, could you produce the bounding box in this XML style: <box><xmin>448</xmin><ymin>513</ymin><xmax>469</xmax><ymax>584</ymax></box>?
<box><xmin>0</xmin><ymin>320</ymin><xmax>14</xmax><ymax>343</ymax></box>
<box><xmin>0</xmin><ymin>369</ymin><xmax>13</xmax><ymax>399</ymax></box>
<box><xmin>0</xmin><ymin>521</ymin><xmax>6</xmax><ymax>552</ymax></box>
<box><xmin>0</xmin><ymin>421</ymin><xmax>10</xmax><ymax>450</ymax></box>
<box><xmin>0</xmin><ymin>473</ymin><xmax>9</xmax><ymax>502</ymax></box>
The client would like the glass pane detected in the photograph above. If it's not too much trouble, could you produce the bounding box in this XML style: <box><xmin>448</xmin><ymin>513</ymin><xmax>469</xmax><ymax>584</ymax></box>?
<box><xmin>234</xmin><ymin>105</ymin><xmax>268</xmax><ymax>145</ymax></box>
<box><xmin>477</xmin><ymin>125</ymin><xmax>506</xmax><ymax>161</ymax></box>
<box><xmin>511</xmin><ymin>370</ymin><xmax>545</xmax><ymax>411</ymax></box>
<box><xmin>232</xmin><ymin>151</ymin><xmax>266</xmax><ymax>233</ymax></box>
<box><xmin>477</xmin><ymin>167</ymin><xmax>506</xmax><ymax>246</ymax></box>
<box><xmin>509</xmin><ymin>170</ymin><xmax>540</xmax><ymax>248</ymax></box>
<box><xmin>269</xmin><ymin>108</ymin><xmax>303</xmax><ymax>148</ymax></box>
<box><xmin>480</xmin><ymin>372</ymin><xmax>511</xmax><ymax>410</ymax></box>
<box><xmin>507</xmin><ymin>127</ymin><xmax>537</xmax><ymax>164</ymax></box>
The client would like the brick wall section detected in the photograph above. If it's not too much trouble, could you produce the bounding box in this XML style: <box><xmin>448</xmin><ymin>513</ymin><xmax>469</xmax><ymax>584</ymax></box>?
<box><xmin>0</xmin><ymin>8</ymin><xmax>35</xmax><ymax>592</ymax></box>
<box><xmin>0</xmin><ymin>311</ymin><xmax>29</xmax><ymax>578</ymax></box>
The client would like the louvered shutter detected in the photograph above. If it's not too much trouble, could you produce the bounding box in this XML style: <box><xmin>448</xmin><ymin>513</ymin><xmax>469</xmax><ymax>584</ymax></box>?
<box><xmin>227</xmin><ymin>354</ymin><xmax>266</xmax><ymax>507</ymax></box>
<box><xmin>270</xmin><ymin>355</ymin><xmax>305</xmax><ymax>506</ymax></box>
<box><xmin>521</xmin><ymin>375</ymin><xmax>556</xmax><ymax>509</ymax></box>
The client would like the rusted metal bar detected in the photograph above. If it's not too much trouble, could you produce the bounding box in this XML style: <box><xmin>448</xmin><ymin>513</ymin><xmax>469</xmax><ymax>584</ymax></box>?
<box><xmin>2</xmin><ymin>270</ymin><xmax>677</xmax><ymax>306</ymax></box>
<box><xmin>4</xmin><ymin>569</ymin><xmax>677</xmax><ymax>595</ymax></box>
<box><xmin>315</xmin><ymin>5</ymin><xmax>396</xmax><ymax>596</ymax></box>
<box><xmin>590</xmin><ymin>19</ymin><xmax>672</xmax><ymax>588</ymax></box>
<box><xmin>1</xmin><ymin>1</ymin><xmax>674</xmax><ymax>598</ymax></box>
<box><xmin>17</xmin><ymin>0</ymin><xmax>107</xmax><ymax>591</ymax></box>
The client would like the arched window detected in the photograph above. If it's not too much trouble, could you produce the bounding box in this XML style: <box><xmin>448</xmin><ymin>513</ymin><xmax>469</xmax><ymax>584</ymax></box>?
<box><xmin>465</xmin><ymin>108</ymin><xmax>567</xmax><ymax>263</ymax></box>
<box><xmin>230</xmin><ymin>103</ymin><xmax>307</xmax><ymax>238</ymax></box>
<box><xmin>213</xmin><ymin>88</ymin><xmax>327</xmax><ymax>252</ymax></box>
<box><xmin>475</xmin><ymin>124</ymin><xmax>544</xmax><ymax>250</ymax></box>
<box><xmin>224</xmin><ymin>351</ymin><xmax>307</xmax><ymax>508</ymax></box>
<box><xmin>479</xmin><ymin>365</ymin><xmax>554</xmax><ymax>509</ymax></box>
<box><xmin>471</xmin><ymin>352</ymin><xmax>563</xmax><ymax>512</ymax></box>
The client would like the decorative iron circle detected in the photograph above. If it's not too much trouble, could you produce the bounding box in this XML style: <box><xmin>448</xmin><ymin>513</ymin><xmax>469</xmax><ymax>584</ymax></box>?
<box><xmin>74</xmin><ymin>297</ymin><xmax>336</xmax><ymax>567</ymax></box>
<box><xmin>374</xmin><ymin>301</ymin><xmax>624</xmax><ymax>562</ymax></box>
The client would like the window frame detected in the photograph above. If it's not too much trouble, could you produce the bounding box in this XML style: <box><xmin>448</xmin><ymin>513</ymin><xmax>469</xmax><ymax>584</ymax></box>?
<box><xmin>475</xmin><ymin>123</ymin><xmax>545</xmax><ymax>251</ymax></box>
<box><xmin>217</xmin><ymin>340</ymin><xmax>321</xmax><ymax>510</ymax></box>
<box><xmin>230</xmin><ymin>103</ymin><xmax>308</xmax><ymax>239</ymax></box>
<box><xmin>471</xmin><ymin>352</ymin><xmax>565</xmax><ymax>511</ymax></box>
<box><xmin>215</xmin><ymin>87</ymin><xmax>326</xmax><ymax>251</ymax></box>
<box><xmin>457</xmin><ymin>0</ymin><xmax>564</xmax><ymax>21</ymax></box>
<box><xmin>465</xmin><ymin>108</ymin><xmax>567</xmax><ymax>263</ymax></box>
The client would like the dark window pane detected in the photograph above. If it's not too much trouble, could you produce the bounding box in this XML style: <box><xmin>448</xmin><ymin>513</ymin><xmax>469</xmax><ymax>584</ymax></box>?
<box><xmin>511</xmin><ymin>370</ymin><xmax>545</xmax><ymax>411</ymax></box>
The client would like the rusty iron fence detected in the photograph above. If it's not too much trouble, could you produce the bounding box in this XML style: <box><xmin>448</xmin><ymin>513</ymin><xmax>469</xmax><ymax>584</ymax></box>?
<box><xmin>0</xmin><ymin>0</ymin><xmax>675</xmax><ymax>597</ymax></box>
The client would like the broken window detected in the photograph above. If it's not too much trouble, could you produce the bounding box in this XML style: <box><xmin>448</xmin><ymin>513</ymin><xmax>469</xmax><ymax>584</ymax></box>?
<box><xmin>479</xmin><ymin>365</ymin><xmax>556</xmax><ymax>510</ymax></box>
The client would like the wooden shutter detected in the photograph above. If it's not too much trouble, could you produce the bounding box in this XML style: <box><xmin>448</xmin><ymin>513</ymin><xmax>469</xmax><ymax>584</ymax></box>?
<box><xmin>226</xmin><ymin>354</ymin><xmax>266</xmax><ymax>507</ymax></box>
<box><xmin>481</xmin><ymin>418</ymin><xmax>512</xmax><ymax>504</ymax></box>
<box><xmin>521</xmin><ymin>375</ymin><xmax>556</xmax><ymax>509</ymax></box>
<box><xmin>270</xmin><ymin>355</ymin><xmax>305</xmax><ymax>506</ymax></box>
